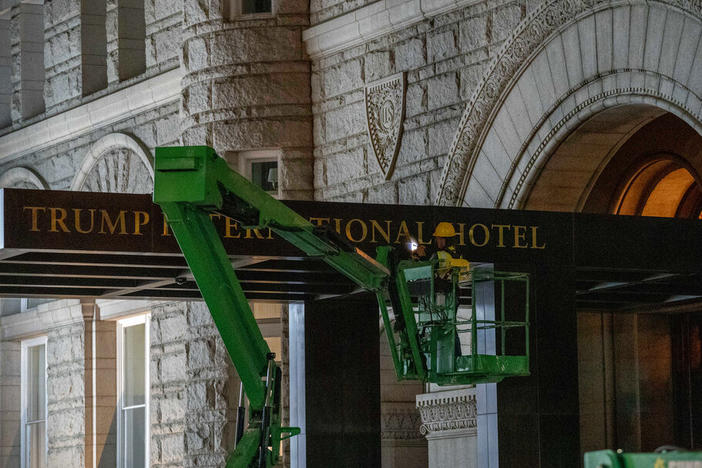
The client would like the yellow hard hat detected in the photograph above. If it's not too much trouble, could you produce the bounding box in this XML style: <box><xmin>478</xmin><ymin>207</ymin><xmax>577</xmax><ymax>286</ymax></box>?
<box><xmin>433</xmin><ymin>222</ymin><xmax>456</xmax><ymax>237</ymax></box>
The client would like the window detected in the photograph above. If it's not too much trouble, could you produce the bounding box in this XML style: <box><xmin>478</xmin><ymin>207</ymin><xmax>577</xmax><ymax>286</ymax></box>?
<box><xmin>117</xmin><ymin>315</ymin><xmax>150</xmax><ymax>468</ymax></box>
<box><xmin>225</xmin><ymin>0</ymin><xmax>274</xmax><ymax>19</ymax></box>
<box><xmin>21</xmin><ymin>336</ymin><xmax>47</xmax><ymax>468</ymax></box>
<box><xmin>236</xmin><ymin>150</ymin><xmax>280</xmax><ymax>197</ymax></box>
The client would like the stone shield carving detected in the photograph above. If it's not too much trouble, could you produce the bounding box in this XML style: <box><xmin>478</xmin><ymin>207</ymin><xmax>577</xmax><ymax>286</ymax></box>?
<box><xmin>365</xmin><ymin>72</ymin><xmax>406</xmax><ymax>180</ymax></box>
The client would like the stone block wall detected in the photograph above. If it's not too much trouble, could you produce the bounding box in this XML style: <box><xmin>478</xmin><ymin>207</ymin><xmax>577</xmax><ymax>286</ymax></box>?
<box><xmin>44</xmin><ymin>0</ymin><xmax>107</xmax><ymax>112</ymax></box>
<box><xmin>151</xmin><ymin>302</ymin><xmax>188</xmax><ymax>467</ymax></box>
<box><xmin>0</xmin><ymin>340</ymin><xmax>20</xmax><ymax>468</ymax></box>
<box><xmin>0</xmin><ymin>101</ymin><xmax>178</xmax><ymax>190</ymax></box>
<box><xmin>144</xmin><ymin>0</ymin><xmax>180</xmax><ymax>74</ymax></box>
<box><xmin>181</xmin><ymin>0</ymin><xmax>313</xmax><ymax>200</ymax></box>
<box><xmin>310</xmin><ymin>0</ymin><xmax>527</xmax><ymax>203</ymax></box>
<box><xmin>47</xmin><ymin>322</ymin><xmax>86</xmax><ymax>467</ymax></box>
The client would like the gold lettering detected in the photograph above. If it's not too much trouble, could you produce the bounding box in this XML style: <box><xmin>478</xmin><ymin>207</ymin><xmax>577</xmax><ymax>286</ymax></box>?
<box><xmin>370</xmin><ymin>219</ymin><xmax>391</xmax><ymax>244</ymax></box>
<box><xmin>73</xmin><ymin>208</ymin><xmax>96</xmax><ymax>234</ymax></box>
<box><xmin>99</xmin><ymin>210</ymin><xmax>128</xmax><ymax>235</ymax></box>
<box><xmin>133</xmin><ymin>211</ymin><xmax>149</xmax><ymax>236</ymax></box>
<box><xmin>49</xmin><ymin>207</ymin><xmax>70</xmax><ymax>233</ymax></box>
<box><xmin>209</xmin><ymin>213</ymin><xmax>222</xmax><ymax>222</ymax></box>
<box><xmin>23</xmin><ymin>206</ymin><xmax>45</xmax><ymax>232</ymax></box>
<box><xmin>162</xmin><ymin>218</ymin><xmax>171</xmax><ymax>236</ymax></box>
<box><xmin>245</xmin><ymin>228</ymin><xmax>265</xmax><ymax>239</ymax></box>
<box><xmin>345</xmin><ymin>218</ymin><xmax>368</xmax><ymax>243</ymax></box>
<box><xmin>394</xmin><ymin>221</ymin><xmax>411</xmax><ymax>244</ymax></box>
<box><xmin>513</xmin><ymin>225</ymin><xmax>528</xmax><ymax>249</ymax></box>
<box><xmin>310</xmin><ymin>217</ymin><xmax>330</xmax><ymax>227</ymax></box>
<box><xmin>224</xmin><ymin>217</ymin><xmax>240</xmax><ymax>238</ymax></box>
<box><xmin>531</xmin><ymin>226</ymin><xmax>546</xmax><ymax>249</ymax></box>
<box><xmin>456</xmin><ymin>223</ymin><xmax>466</xmax><ymax>246</ymax></box>
<box><xmin>334</xmin><ymin>218</ymin><xmax>342</xmax><ymax>234</ymax></box>
<box><xmin>469</xmin><ymin>223</ymin><xmax>490</xmax><ymax>247</ymax></box>
<box><xmin>416</xmin><ymin>222</ymin><xmax>432</xmax><ymax>245</ymax></box>
<box><xmin>491</xmin><ymin>224</ymin><xmax>510</xmax><ymax>248</ymax></box>
<box><xmin>267</xmin><ymin>228</ymin><xmax>274</xmax><ymax>240</ymax></box>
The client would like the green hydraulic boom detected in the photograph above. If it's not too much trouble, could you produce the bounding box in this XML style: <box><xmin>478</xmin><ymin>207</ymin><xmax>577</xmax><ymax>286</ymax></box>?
<box><xmin>153</xmin><ymin>146</ymin><xmax>531</xmax><ymax>467</ymax></box>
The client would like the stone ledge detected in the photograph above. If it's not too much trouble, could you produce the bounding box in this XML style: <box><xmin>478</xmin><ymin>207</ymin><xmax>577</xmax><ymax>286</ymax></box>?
<box><xmin>0</xmin><ymin>68</ymin><xmax>182</xmax><ymax>165</ymax></box>
<box><xmin>303</xmin><ymin>0</ymin><xmax>478</xmax><ymax>59</ymax></box>
<box><xmin>416</xmin><ymin>387</ymin><xmax>477</xmax><ymax>436</ymax></box>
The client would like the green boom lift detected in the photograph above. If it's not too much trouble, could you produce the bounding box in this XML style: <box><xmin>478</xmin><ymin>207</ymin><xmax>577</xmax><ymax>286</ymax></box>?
<box><xmin>153</xmin><ymin>146</ymin><xmax>530</xmax><ymax>467</ymax></box>
<box><xmin>584</xmin><ymin>449</ymin><xmax>702</xmax><ymax>467</ymax></box>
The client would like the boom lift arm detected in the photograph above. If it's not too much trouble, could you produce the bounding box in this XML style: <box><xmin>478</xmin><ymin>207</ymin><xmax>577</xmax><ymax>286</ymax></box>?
<box><xmin>153</xmin><ymin>146</ymin><xmax>390</xmax><ymax>467</ymax></box>
<box><xmin>154</xmin><ymin>146</ymin><xmax>531</xmax><ymax>466</ymax></box>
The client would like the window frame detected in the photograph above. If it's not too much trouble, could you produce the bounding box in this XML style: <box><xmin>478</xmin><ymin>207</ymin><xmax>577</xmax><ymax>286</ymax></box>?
<box><xmin>20</xmin><ymin>335</ymin><xmax>48</xmax><ymax>468</ymax></box>
<box><xmin>116</xmin><ymin>314</ymin><xmax>150</xmax><ymax>468</ymax></box>
<box><xmin>237</xmin><ymin>150</ymin><xmax>281</xmax><ymax>198</ymax></box>
<box><xmin>224</xmin><ymin>0</ymin><xmax>275</xmax><ymax>20</ymax></box>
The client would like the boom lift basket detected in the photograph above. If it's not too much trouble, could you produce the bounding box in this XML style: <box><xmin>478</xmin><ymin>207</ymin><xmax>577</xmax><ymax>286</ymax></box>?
<box><xmin>377</xmin><ymin>257</ymin><xmax>530</xmax><ymax>386</ymax></box>
<box><xmin>584</xmin><ymin>449</ymin><xmax>702</xmax><ymax>467</ymax></box>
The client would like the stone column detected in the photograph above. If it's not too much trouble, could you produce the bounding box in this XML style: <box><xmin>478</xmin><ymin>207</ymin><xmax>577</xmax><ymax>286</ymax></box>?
<box><xmin>416</xmin><ymin>388</ymin><xmax>478</xmax><ymax>468</ymax></box>
<box><xmin>106</xmin><ymin>0</ymin><xmax>145</xmax><ymax>83</ymax></box>
<box><xmin>0</xmin><ymin>8</ymin><xmax>11</xmax><ymax>128</ymax></box>
<box><xmin>181</xmin><ymin>0</ymin><xmax>313</xmax><ymax>199</ymax></box>
<box><xmin>10</xmin><ymin>1</ymin><xmax>44</xmax><ymax>122</ymax></box>
<box><xmin>44</xmin><ymin>0</ymin><xmax>106</xmax><ymax>112</ymax></box>
<box><xmin>82</xmin><ymin>301</ymin><xmax>117</xmax><ymax>468</ymax></box>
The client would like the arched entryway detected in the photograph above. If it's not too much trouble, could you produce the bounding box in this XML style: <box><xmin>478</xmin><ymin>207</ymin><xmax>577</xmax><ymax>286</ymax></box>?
<box><xmin>436</xmin><ymin>0</ymin><xmax>702</xmax><ymax>457</ymax></box>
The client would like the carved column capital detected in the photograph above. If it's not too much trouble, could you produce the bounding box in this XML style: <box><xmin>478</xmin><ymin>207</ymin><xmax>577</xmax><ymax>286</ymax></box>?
<box><xmin>416</xmin><ymin>388</ymin><xmax>477</xmax><ymax>439</ymax></box>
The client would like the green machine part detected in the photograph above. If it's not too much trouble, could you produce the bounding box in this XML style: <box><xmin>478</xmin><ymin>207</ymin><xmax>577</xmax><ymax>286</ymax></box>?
<box><xmin>153</xmin><ymin>146</ymin><xmax>532</xmax><ymax>466</ymax></box>
<box><xmin>153</xmin><ymin>146</ymin><xmax>390</xmax><ymax>467</ymax></box>
<box><xmin>585</xmin><ymin>449</ymin><xmax>702</xmax><ymax>467</ymax></box>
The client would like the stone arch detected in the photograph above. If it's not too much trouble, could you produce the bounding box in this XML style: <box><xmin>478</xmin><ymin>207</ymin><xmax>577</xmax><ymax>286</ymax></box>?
<box><xmin>436</xmin><ymin>0</ymin><xmax>702</xmax><ymax>208</ymax></box>
<box><xmin>0</xmin><ymin>167</ymin><xmax>48</xmax><ymax>189</ymax></box>
<box><xmin>71</xmin><ymin>133</ymin><xmax>154</xmax><ymax>193</ymax></box>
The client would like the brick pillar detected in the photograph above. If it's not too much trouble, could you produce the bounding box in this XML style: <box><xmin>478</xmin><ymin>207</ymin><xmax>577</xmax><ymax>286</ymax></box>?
<box><xmin>0</xmin><ymin>340</ymin><xmax>21</xmax><ymax>468</ymax></box>
<box><xmin>44</xmin><ymin>0</ymin><xmax>106</xmax><ymax>112</ymax></box>
<box><xmin>10</xmin><ymin>2</ymin><xmax>44</xmax><ymax>122</ymax></box>
<box><xmin>106</xmin><ymin>0</ymin><xmax>145</xmax><ymax>84</ymax></box>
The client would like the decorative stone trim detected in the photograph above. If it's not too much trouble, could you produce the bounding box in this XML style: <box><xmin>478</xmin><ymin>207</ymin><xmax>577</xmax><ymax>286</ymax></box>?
<box><xmin>435</xmin><ymin>0</ymin><xmax>702</xmax><ymax>206</ymax></box>
<box><xmin>0</xmin><ymin>166</ymin><xmax>48</xmax><ymax>189</ymax></box>
<box><xmin>416</xmin><ymin>388</ymin><xmax>477</xmax><ymax>436</ymax></box>
<box><xmin>0</xmin><ymin>68</ymin><xmax>181</xmax><ymax>165</ymax></box>
<box><xmin>70</xmin><ymin>132</ymin><xmax>154</xmax><ymax>193</ymax></box>
<box><xmin>381</xmin><ymin>407</ymin><xmax>424</xmax><ymax>440</ymax></box>
<box><xmin>303</xmin><ymin>0</ymin><xmax>479</xmax><ymax>59</ymax></box>
<box><xmin>0</xmin><ymin>299</ymin><xmax>83</xmax><ymax>339</ymax></box>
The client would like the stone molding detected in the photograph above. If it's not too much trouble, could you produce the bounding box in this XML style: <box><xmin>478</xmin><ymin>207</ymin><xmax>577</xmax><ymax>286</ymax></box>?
<box><xmin>381</xmin><ymin>407</ymin><xmax>424</xmax><ymax>440</ymax></box>
<box><xmin>303</xmin><ymin>0</ymin><xmax>479</xmax><ymax>59</ymax></box>
<box><xmin>0</xmin><ymin>68</ymin><xmax>181</xmax><ymax>165</ymax></box>
<box><xmin>435</xmin><ymin>0</ymin><xmax>702</xmax><ymax>207</ymax></box>
<box><xmin>0</xmin><ymin>299</ymin><xmax>83</xmax><ymax>339</ymax></box>
<box><xmin>0</xmin><ymin>166</ymin><xmax>48</xmax><ymax>189</ymax></box>
<box><xmin>365</xmin><ymin>72</ymin><xmax>406</xmax><ymax>180</ymax></box>
<box><xmin>70</xmin><ymin>132</ymin><xmax>154</xmax><ymax>193</ymax></box>
<box><xmin>416</xmin><ymin>388</ymin><xmax>477</xmax><ymax>437</ymax></box>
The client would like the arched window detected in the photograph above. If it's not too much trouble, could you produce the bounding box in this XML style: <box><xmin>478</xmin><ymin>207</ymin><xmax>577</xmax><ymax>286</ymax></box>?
<box><xmin>613</xmin><ymin>156</ymin><xmax>702</xmax><ymax>219</ymax></box>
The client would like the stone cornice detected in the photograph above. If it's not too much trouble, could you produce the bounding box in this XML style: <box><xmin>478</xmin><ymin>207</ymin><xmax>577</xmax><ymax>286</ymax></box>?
<box><xmin>0</xmin><ymin>68</ymin><xmax>182</xmax><ymax>164</ymax></box>
<box><xmin>416</xmin><ymin>387</ymin><xmax>477</xmax><ymax>436</ymax></box>
<box><xmin>0</xmin><ymin>299</ymin><xmax>83</xmax><ymax>339</ymax></box>
<box><xmin>303</xmin><ymin>0</ymin><xmax>478</xmax><ymax>59</ymax></box>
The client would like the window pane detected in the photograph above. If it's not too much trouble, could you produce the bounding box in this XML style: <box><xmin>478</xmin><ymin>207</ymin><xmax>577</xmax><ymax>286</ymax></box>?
<box><xmin>123</xmin><ymin>406</ymin><xmax>145</xmax><ymax>468</ymax></box>
<box><xmin>123</xmin><ymin>324</ymin><xmax>145</xmax><ymax>407</ymax></box>
<box><xmin>26</xmin><ymin>421</ymin><xmax>46</xmax><ymax>468</ymax></box>
<box><xmin>242</xmin><ymin>0</ymin><xmax>271</xmax><ymax>14</ymax></box>
<box><xmin>251</xmin><ymin>160</ymin><xmax>277</xmax><ymax>192</ymax></box>
<box><xmin>27</xmin><ymin>344</ymin><xmax>46</xmax><ymax>422</ymax></box>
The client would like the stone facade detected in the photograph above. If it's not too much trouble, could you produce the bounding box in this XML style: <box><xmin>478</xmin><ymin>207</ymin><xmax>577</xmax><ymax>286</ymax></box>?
<box><xmin>0</xmin><ymin>0</ymin><xmax>701</xmax><ymax>466</ymax></box>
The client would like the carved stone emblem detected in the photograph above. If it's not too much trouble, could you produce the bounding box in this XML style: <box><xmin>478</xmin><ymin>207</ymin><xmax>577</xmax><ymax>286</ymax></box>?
<box><xmin>365</xmin><ymin>72</ymin><xmax>406</xmax><ymax>180</ymax></box>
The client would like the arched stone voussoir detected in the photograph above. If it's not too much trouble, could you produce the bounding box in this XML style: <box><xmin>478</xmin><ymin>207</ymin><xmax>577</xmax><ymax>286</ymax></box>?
<box><xmin>0</xmin><ymin>167</ymin><xmax>49</xmax><ymax>189</ymax></box>
<box><xmin>436</xmin><ymin>0</ymin><xmax>702</xmax><ymax>207</ymax></box>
